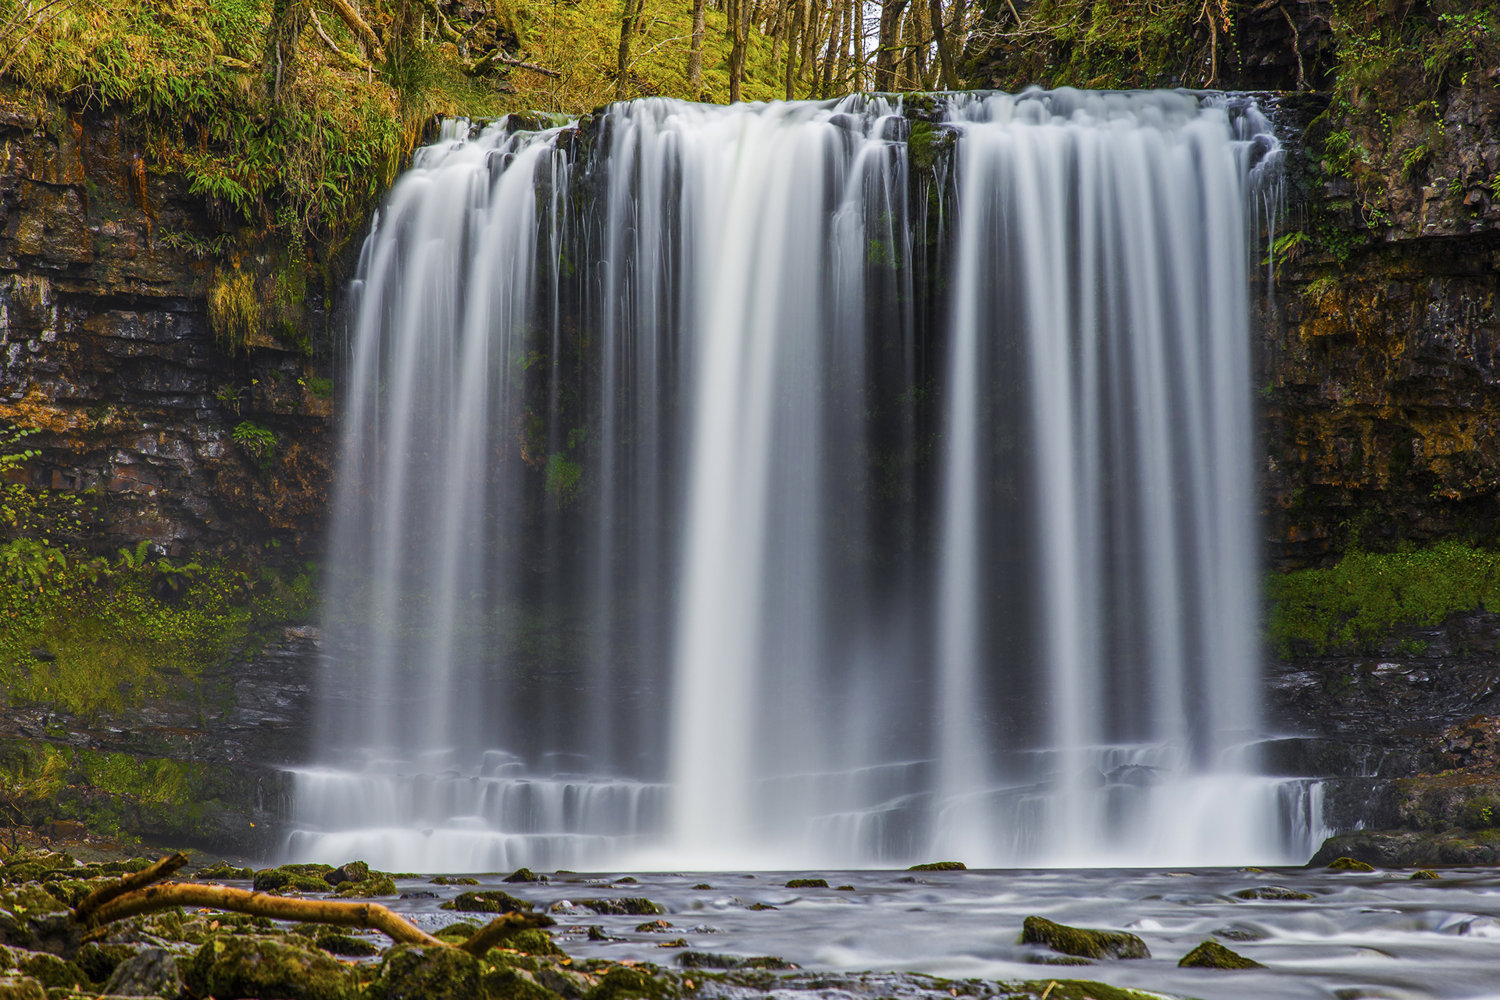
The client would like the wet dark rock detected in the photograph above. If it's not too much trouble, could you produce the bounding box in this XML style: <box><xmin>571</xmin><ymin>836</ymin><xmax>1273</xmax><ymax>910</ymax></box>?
<box><xmin>505</xmin><ymin>868</ymin><xmax>548</xmax><ymax>883</ymax></box>
<box><xmin>1232</xmin><ymin>885</ymin><xmax>1315</xmax><ymax>901</ymax></box>
<box><xmin>102</xmin><ymin>947</ymin><xmax>183</xmax><ymax>997</ymax></box>
<box><xmin>25</xmin><ymin>649</ymin><xmax>53</xmax><ymax>663</ymax></box>
<box><xmin>187</xmin><ymin>935</ymin><xmax>354</xmax><ymax>1000</ymax></box>
<box><xmin>676</xmin><ymin>952</ymin><xmax>737</xmax><ymax>970</ymax></box>
<box><xmin>691</xmin><ymin>884</ymin><xmax>712</xmax><ymax>890</ymax></box>
<box><xmin>1178</xmin><ymin>940</ymin><xmax>1262</xmax><ymax>969</ymax></box>
<box><xmin>377</xmin><ymin>945</ymin><xmax>480</xmax><ymax>1000</ymax></box>
<box><xmin>1327</xmin><ymin>856</ymin><xmax>1376</xmax><ymax>872</ymax></box>
<box><xmin>1312</xmin><ymin>830</ymin><xmax>1500</xmax><ymax>867</ymax></box>
<box><xmin>784</xmin><ymin>879</ymin><xmax>827</xmax><ymax>889</ymax></box>
<box><xmin>657</xmin><ymin>938</ymin><xmax>688</xmax><ymax>948</ymax></box>
<box><xmin>442</xmin><ymin>890</ymin><xmax>533</xmax><ymax>914</ymax></box>
<box><xmin>1020</xmin><ymin>916</ymin><xmax>1149</xmax><ymax>961</ymax></box>
<box><xmin>574</xmin><ymin>898</ymin><xmax>663</xmax><ymax>916</ymax></box>
<box><xmin>324</xmin><ymin>861</ymin><xmax>370</xmax><ymax>886</ymax></box>
<box><xmin>488</xmin><ymin>966</ymin><xmax>567</xmax><ymax>1000</ymax></box>
<box><xmin>586</xmin><ymin>926</ymin><xmax>608</xmax><ymax>942</ymax></box>
<box><xmin>74</xmin><ymin>942</ymin><xmax>135</xmax><ymax>984</ymax></box>
<box><xmin>744</xmin><ymin>903</ymin><xmax>777</xmax><ymax>911</ymax></box>
<box><xmin>401</xmin><ymin>891</ymin><xmax>438</xmax><ymax>900</ymax></box>
<box><xmin>906</xmin><ymin>862</ymin><xmax>965</xmax><ymax>872</ymax></box>
<box><xmin>1412</xmin><ymin>869</ymin><xmax>1441</xmax><ymax>880</ymax></box>
<box><xmin>1212</xmin><ymin>924</ymin><xmax>1268</xmax><ymax>942</ymax></box>
<box><xmin>635</xmin><ymin>920</ymin><xmax>673</xmax><ymax>933</ymax></box>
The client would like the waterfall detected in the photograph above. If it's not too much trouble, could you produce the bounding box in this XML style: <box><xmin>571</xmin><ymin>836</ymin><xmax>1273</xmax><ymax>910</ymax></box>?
<box><xmin>288</xmin><ymin>90</ymin><xmax>1303</xmax><ymax>872</ymax></box>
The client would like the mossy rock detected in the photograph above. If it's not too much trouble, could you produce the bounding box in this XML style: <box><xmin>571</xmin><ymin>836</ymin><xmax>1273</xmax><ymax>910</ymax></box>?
<box><xmin>730</xmin><ymin>956</ymin><xmax>795</xmax><ymax>970</ymax></box>
<box><xmin>315</xmin><ymin>931</ymin><xmax>381</xmax><ymax>957</ymax></box>
<box><xmin>1232</xmin><ymin>885</ymin><xmax>1315</xmax><ymax>901</ymax></box>
<box><xmin>0</xmin><ymin>976</ymin><xmax>44</xmax><ymax>1000</ymax></box>
<box><xmin>1020</xmin><ymin>916</ymin><xmax>1149</xmax><ymax>960</ymax></box>
<box><xmin>376</xmin><ymin>945</ymin><xmax>480</xmax><ymax>1000</ymax></box>
<box><xmin>586</xmin><ymin>966</ymin><xmax>674</xmax><ymax>1000</ymax></box>
<box><xmin>253</xmin><ymin>867</ymin><xmax>336</xmax><ymax>894</ymax></box>
<box><xmin>635</xmin><ymin>920</ymin><xmax>673</xmax><ymax>933</ymax></box>
<box><xmin>1327</xmin><ymin>857</ymin><xmax>1376</xmax><ymax>872</ymax></box>
<box><xmin>486</xmin><ymin>966</ymin><xmax>565</xmax><ymax>1000</ymax></box>
<box><xmin>10</xmin><ymin>953</ymin><xmax>83</xmax><ymax>991</ymax></box>
<box><xmin>435</xmin><ymin>922</ymin><xmax>485</xmax><ymax>941</ymax></box>
<box><xmin>907</xmin><ymin>861</ymin><xmax>966</xmax><ymax>871</ymax></box>
<box><xmin>443</xmin><ymin>891</ymin><xmax>533</xmax><ymax>914</ymax></box>
<box><xmin>102</xmin><ymin>947</ymin><xmax>184</xmax><ymax>998</ymax></box>
<box><xmin>430</xmin><ymin>877</ymin><xmax>480</xmax><ymax>886</ymax></box>
<box><xmin>784</xmin><ymin>878</ymin><xmax>827</xmax><ymax>889</ymax></box>
<box><xmin>575</xmin><ymin>898</ymin><xmax>664</xmax><ymax>916</ymax></box>
<box><xmin>73</xmin><ymin>942</ymin><xmax>134</xmax><ymax>984</ymax></box>
<box><xmin>675</xmin><ymin>952</ymin><xmax>736</xmax><ymax>970</ymax></box>
<box><xmin>1006</xmin><ymin>981</ymin><xmax>1165</xmax><ymax>1000</ymax></box>
<box><xmin>503</xmin><ymin>929</ymin><xmax>565</xmax><ymax>957</ymax></box>
<box><xmin>334</xmin><ymin>876</ymin><xmax>398</xmax><ymax>898</ymax></box>
<box><xmin>1412</xmin><ymin>869</ymin><xmax>1442</xmax><ymax>879</ymax></box>
<box><xmin>195</xmin><ymin>861</ymin><xmax>254</xmax><ymax>880</ymax></box>
<box><xmin>1177</xmin><ymin>940</ymin><xmax>1262</xmax><ymax>969</ymax></box>
<box><xmin>504</xmin><ymin>868</ymin><xmax>548</xmax><ymax>884</ymax></box>
<box><xmin>323</xmin><ymin>861</ymin><xmax>371</xmax><ymax>885</ymax></box>
<box><xmin>188</xmin><ymin>934</ymin><xmax>356</xmax><ymax>1000</ymax></box>
<box><xmin>0</xmin><ymin>854</ymin><xmax>74</xmax><ymax>885</ymax></box>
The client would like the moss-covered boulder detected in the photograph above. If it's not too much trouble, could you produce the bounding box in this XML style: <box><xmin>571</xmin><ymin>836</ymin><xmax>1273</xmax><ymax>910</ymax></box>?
<box><xmin>102</xmin><ymin>947</ymin><xmax>184</xmax><ymax>997</ymax></box>
<box><xmin>1327</xmin><ymin>856</ymin><xmax>1376</xmax><ymax>872</ymax></box>
<box><xmin>1020</xmin><ymin>916</ymin><xmax>1149</xmax><ymax>960</ymax></box>
<box><xmin>73</xmin><ymin>942</ymin><xmax>134</xmax><ymax>984</ymax></box>
<box><xmin>575</xmin><ymin>898</ymin><xmax>664</xmax><ymax>916</ymax></box>
<box><xmin>784</xmin><ymin>878</ymin><xmax>827</xmax><ymax>888</ymax></box>
<box><xmin>1412</xmin><ymin>869</ymin><xmax>1442</xmax><ymax>880</ymax></box>
<box><xmin>0</xmin><ymin>976</ymin><xmax>44</xmax><ymax>1000</ymax></box>
<box><xmin>334</xmin><ymin>875</ymin><xmax>398</xmax><ymax>898</ymax></box>
<box><xmin>442</xmin><ymin>891</ymin><xmax>533</xmax><ymax>914</ymax></box>
<box><xmin>504</xmin><ymin>868</ymin><xmax>548</xmax><ymax>884</ymax></box>
<box><xmin>314</xmin><ymin>931</ymin><xmax>381</xmax><ymax>957</ymax></box>
<box><xmin>253</xmin><ymin>865</ymin><xmax>337</xmax><ymax>894</ymax></box>
<box><xmin>586</xmin><ymin>965</ymin><xmax>674</xmax><ymax>1000</ymax></box>
<box><xmin>376</xmin><ymin>945</ymin><xmax>481</xmax><ymax>1000</ymax></box>
<box><xmin>324</xmin><ymin>861</ymin><xmax>371</xmax><ymax>886</ymax></box>
<box><xmin>503</xmin><ymin>929</ymin><xmax>565</xmax><ymax>957</ymax></box>
<box><xmin>1232</xmin><ymin>885</ymin><xmax>1315</xmax><ymax>901</ymax></box>
<box><xmin>486</xmin><ymin>966</ymin><xmax>567</xmax><ymax>1000</ymax></box>
<box><xmin>195</xmin><ymin>861</ymin><xmax>254</xmax><ymax>880</ymax></box>
<box><xmin>907</xmin><ymin>861</ymin><xmax>966</xmax><ymax>871</ymax></box>
<box><xmin>188</xmin><ymin>935</ymin><xmax>356</xmax><ymax>1000</ymax></box>
<box><xmin>1178</xmin><ymin>940</ymin><xmax>1263</xmax><ymax>969</ymax></box>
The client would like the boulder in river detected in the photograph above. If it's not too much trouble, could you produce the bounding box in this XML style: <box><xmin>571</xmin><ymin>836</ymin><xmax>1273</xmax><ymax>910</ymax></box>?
<box><xmin>1178</xmin><ymin>940</ymin><xmax>1263</xmax><ymax>969</ymax></box>
<box><xmin>1020</xmin><ymin>916</ymin><xmax>1149</xmax><ymax>960</ymax></box>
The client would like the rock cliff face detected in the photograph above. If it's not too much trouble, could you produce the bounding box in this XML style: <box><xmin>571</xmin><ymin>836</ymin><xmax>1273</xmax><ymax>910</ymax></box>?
<box><xmin>0</xmin><ymin>88</ymin><xmax>337</xmax><ymax>559</ymax></box>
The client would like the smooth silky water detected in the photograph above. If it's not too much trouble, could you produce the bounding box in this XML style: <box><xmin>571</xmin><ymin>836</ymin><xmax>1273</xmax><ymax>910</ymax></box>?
<box><xmin>290</xmin><ymin>91</ymin><xmax>1322</xmax><ymax>871</ymax></box>
<box><xmin>255</xmin><ymin>865</ymin><xmax>1500</xmax><ymax>1000</ymax></box>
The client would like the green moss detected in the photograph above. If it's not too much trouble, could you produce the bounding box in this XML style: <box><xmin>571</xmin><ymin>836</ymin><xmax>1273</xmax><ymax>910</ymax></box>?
<box><xmin>190</xmin><ymin>935</ymin><xmax>356</xmax><ymax>1000</ymax></box>
<box><xmin>1019</xmin><ymin>916</ymin><xmax>1149</xmax><ymax>960</ymax></box>
<box><xmin>1003</xmin><ymin>982</ymin><xmax>1163</xmax><ymax>1000</ymax></box>
<box><xmin>377</xmin><ymin>946</ymin><xmax>481</xmax><ymax>1000</ymax></box>
<box><xmin>504</xmin><ymin>929</ymin><xmax>566</xmax><ymax>957</ymax></box>
<box><xmin>485</xmin><ymin>967</ymin><xmax>565</xmax><ymax>1000</ymax></box>
<box><xmin>576</xmin><ymin>898</ymin><xmax>664</xmax><ymax>916</ymax></box>
<box><xmin>1327</xmin><ymin>856</ymin><xmax>1376</xmax><ymax>872</ymax></box>
<box><xmin>442</xmin><ymin>890</ymin><xmax>534</xmax><ymax>914</ymax></box>
<box><xmin>784</xmin><ymin>878</ymin><xmax>828</xmax><ymax>888</ymax></box>
<box><xmin>1412</xmin><ymin>869</ymin><xmax>1442</xmax><ymax>879</ymax></box>
<box><xmin>906</xmin><ymin>121</ymin><xmax>956</xmax><ymax>173</ymax></box>
<box><xmin>907</xmin><ymin>861</ymin><xmax>966</xmax><ymax>871</ymax></box>
<box><xmin>587</xmin><ymin>966</ymin><xmax>675</xmax><ymax>1000</ymax></box>
<box><xmin>1177</xmin><ymin>940</ymin><xmax>1262</xmax><ymax>969</ymax></box>
<box><xmin>1266</xmin><ymin>541</ymin><xmax>1500</xmax><ymax>656</ymax></box>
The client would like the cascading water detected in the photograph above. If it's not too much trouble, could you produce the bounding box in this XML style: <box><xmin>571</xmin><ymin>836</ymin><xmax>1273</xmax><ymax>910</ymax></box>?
<box><xmin>288</xmin><ymin>90</ymin><xmax>1316</xmax><ymax>872</ymax></box>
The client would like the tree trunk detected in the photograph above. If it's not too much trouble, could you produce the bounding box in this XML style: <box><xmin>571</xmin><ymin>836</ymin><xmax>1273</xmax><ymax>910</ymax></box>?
<box><xmin>930</xmin><ymin>0</ymin><xmax>957</xmax><ymax>89</ymax></box>
<box><xmin>728</xmin><ymin>0</ymin><xmax>748</xmax><ymax>101</ymax></box>
<box><xmin>819</xmin><ymin>0</ymin><xmax>845</xmax><ymax>97</ymax></box>
<box><xmin>784</xmin><ymin>0</ymin><xmax>803</xmax><ymax>99</ymax></box>
<box><xmin>616</xmin><ymin>0</ymin><xmax>643</xmax><ymax>99</ymax></box>
<box><xmin>689</xmin><ymin>0</ymin><xmax>707</xmax><ymax>89</ymax></box>
<box><xmin>875</xmin><ymin>0</ymin><xmax>908</xmax><ymax>91</ymax></box>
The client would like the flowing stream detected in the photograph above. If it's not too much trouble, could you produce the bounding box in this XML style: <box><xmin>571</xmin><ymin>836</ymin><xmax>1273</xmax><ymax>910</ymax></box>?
<box><xmin>289</xmin><ymin>90</ymin><xmax>1315</xmax><ymax>872</ymax></box>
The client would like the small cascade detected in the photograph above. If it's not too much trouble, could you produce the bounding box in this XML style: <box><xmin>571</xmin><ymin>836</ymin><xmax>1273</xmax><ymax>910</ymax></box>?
<box><xmin>291</xmin><ymin>90</ymin><xmax>1313</xmax><ymax>871</ymax></box>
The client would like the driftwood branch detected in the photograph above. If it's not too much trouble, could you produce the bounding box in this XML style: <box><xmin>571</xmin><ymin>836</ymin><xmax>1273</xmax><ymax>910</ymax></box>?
<box><xmin>73</xmin><ymin>857</ymin><xmax>557</xmax><ymax>956</ymax></box>
<box><xmin>456</xmin><ymin>912</ymin><xmax>555</xmax><ymax>957</ymax></box>
<box><xmin>74</xmin><ymin>852</ymin><xmax>188</xmax><ymax>924</ymax></box>
<box><xmin>83</xmin><ymin>883</ymin><xmax>444</xmax><ymax>948</ymax></box>
<box><xmin>468</xmin><ymin>50</ymin><xmax>561</xmax><ymax>77</ymax></box>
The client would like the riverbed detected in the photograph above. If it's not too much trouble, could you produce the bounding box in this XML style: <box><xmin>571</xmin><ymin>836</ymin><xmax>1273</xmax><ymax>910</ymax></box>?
<box><xmin>374</xmin><ymin>865</ymin><xmax>1500</xmax><ymax>1000</ymax></box>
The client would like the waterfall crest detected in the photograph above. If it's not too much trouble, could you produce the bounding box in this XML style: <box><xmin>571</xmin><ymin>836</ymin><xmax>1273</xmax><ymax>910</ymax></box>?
<box><xmin>288</xmin><ymin>91</ymin><xmax>1311</xmax><ymax>872</ymax></box>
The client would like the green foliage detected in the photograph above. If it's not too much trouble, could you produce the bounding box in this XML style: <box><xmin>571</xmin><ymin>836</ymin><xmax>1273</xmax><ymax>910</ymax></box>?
<box><xmin>232</xmin><ymin>420</ymin><xmax>278</xmax><ymax>471</ymax></box>
<box><xmin>0</xmin><ymin>539</ymin><xmax>67</xmax><ymax>591</ymax></box>
<box><xmin>209</xmin><ymin>267</ymin><xmax>260</xmax><ymax>356</ymax></box>
<box><xmin>0</xmin><ymin>547</ymin><xmax>317</xmax><ymax>718</ymax></box>
<box><xmin>1266</xmin><ymin>541</ymin><xmax>1500</xmax><ymax>656</ymax></box>
<box><xmin>544</xmin><ymin>453</ymin><xmax>582</xmax><ymax>506</ymax></box>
